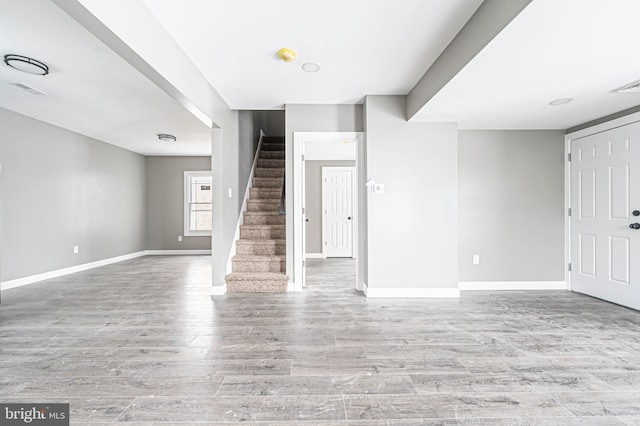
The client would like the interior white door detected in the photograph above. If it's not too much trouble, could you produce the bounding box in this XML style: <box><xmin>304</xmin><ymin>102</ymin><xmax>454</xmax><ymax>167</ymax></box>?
<box><xmin>571</xmin><ymin>121</ymin><xmax>640</xmax><ymax>310</ymax></box>
<box><xmin>322</xmin><ymin>167</ymin><xmax>354</xmax><ymax>258</ymax></box>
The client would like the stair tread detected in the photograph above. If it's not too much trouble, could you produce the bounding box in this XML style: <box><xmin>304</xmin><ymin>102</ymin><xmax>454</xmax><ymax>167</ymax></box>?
<box><xmin>225</xmin><ymin>272</ymin><xmax>288</xmax><ymax>281</ymax></box>
<box><xmin>232</xmin><ymin>255</ymin><xmax>286</xmax><ymax>262</ymax></box>
<box><xmin>244</xmin><ymin>211</ymin><xmax>284</xmax><ymax>216</ymax></box>
<box><xmin>240</xmin><ymin>225</ymin><xmax>285</xmax><ymax>228</ymax></box>
<box><xmin>236</xmin><ymin>239</ymin><xmax>286</xmax><ymax>244</ymax></box>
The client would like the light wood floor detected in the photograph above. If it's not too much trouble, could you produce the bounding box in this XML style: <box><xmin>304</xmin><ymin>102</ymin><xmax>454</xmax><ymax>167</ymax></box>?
<box><xmin>1</xmin><ymin>256</ymin><xmax>640</xmax><ymax>424</ymax></box>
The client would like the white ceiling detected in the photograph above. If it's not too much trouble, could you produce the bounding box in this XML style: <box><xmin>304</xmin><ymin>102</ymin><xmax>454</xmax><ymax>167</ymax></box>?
<box><xmin>140</xmin><ymin>0</ymin><xmax>483</xmax><ymax>109</ymax></box>
<box><xmin>0</xmin><ymin>0</ymin><xmax>211</xmax><ymax>156</ymax></box>
<box><xmin>412</xmin><ymin>0</ymin><xmax>640</xmax><ymax>129</ymax></box>
<box><xmin>3</xmin><ymin>0</ymin><xmax>640</xmax><ymax>157</ymax></box>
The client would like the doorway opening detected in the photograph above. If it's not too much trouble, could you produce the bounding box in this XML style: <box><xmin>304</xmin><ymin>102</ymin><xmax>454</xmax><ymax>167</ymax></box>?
<box><xmin>292</xmin><ymin>132</ymin><xmax>364</xmax><ymax>292</ymax></box>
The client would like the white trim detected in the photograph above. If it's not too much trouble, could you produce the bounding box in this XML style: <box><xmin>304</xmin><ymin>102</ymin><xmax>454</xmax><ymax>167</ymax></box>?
<box><xmin>292</xmin><ymin>132</ymin><xmax>364</xmax><ymax>294</ymax></box>
<box><xmin>226</xmin><ymin>130</ymin><xmax>266</xmax><ymax>275</ymax></box>
<box><xmin>459</xmin><ymin>281</ymin><xmax>568</xmax><ymax>291</ymax></box>
<box><xmin>364</xmin><ymin>287</ymin><xmax>460</xmax><ymax>298</ymax></box>
<box><xmin>565</xmin><ymin>111</ymin><xmax>640</xmax><ymax>140</ymax></box>
<box><xmin>146</xmin><ymin>250</ymin><xmax>211</xmax><ymax>255</ymax></box>
<box><xmin>305</xmin><ymin>253</ymin><xmax>323</xmax><ymax>259</ymax></box>
<box><xmin>1</xmin><ymin>251</ymin><xmax>147</xmax><ymax>291</ymax></box>
<box><xmin>210</xmin><ymin>284</ymin><xmax>227</xmax><ymax>296</ymax></box>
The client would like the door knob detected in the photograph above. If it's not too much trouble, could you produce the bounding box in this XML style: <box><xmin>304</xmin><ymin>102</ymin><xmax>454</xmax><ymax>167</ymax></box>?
<box><xmin>630</xmin><ymin>223</ymin><xmax>640</xmax><ymax>230</ymax></box>
<box><xmin>347</xmin><ymin>216</ymin><xmax>352</xmax><ymax>220</ymax></box>
<box><xmin>305</xmin><ymin>218</ymin><xmax>309</xmax><ymax>222</ymax></box>
<box><xmin>633</xmin><ymin>210</ymin><xmax>640</xmax><ymax>216</ymax></box>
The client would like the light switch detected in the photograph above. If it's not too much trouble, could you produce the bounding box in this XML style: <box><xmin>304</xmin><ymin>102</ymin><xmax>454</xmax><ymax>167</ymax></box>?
<box><xmin>228</xmin><ymin>188</ymin><xmax>233</xmax><ymax>198</ymax></box>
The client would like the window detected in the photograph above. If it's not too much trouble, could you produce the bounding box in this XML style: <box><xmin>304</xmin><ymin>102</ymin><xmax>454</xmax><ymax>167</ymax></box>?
<box><xmin>184</xmin><ymin>171</ymin><xmax>212</xmax><ymax>236</ymax></box>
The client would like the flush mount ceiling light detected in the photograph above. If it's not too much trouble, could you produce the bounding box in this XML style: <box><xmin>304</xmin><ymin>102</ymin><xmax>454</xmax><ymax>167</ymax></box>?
<box><xmin>613</xmin><ymin>79</ymin><xmax>640</xmax><ymax>93</ymax></box>
<box><xmin>277</xmin><ymin>48</ymin><xmax>297</xmax><ymax>62</ymax></box>
<box><xmin>549</xmin><ymin>97</ymin><xmax>573</xmax><ymax>106</ymax></box>
<box><xmin>302</xmin><ymin>62</ymin><xmax>320</xmax><ymax>73</ymax></box>
<box><xmin>4</xmin><ymin>54</ymin><xmax>49</xmax><ymax>76</ymax></box>
<box><xmin>157</xmin><ymin>133</ymin><xmax>176</xmax><ymax>142</ymax></box>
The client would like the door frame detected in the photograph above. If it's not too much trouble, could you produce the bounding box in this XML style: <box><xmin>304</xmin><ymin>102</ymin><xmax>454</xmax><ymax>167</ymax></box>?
<box><xmin>322</xmin><ymin>166</ymin><xmax>357</xmax><ymax>259</ymax></box>
<box><xmin>292</xmin><ymin>132</ymin><xmax>364</xmax><ymax>292</ymax></box>
<box><xmin>565</xmin><ymin>110</ymin><xmax>640</xmax><ymax>292</ymax></box>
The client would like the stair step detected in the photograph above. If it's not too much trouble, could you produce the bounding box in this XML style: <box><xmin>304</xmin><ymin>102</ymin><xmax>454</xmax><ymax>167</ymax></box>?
<box><xmin>261</xmin><ymin>143</ymin><xmax>285</xmax><ymax>152</ymax></box>
<box><xmin>263</xmin><ymin>136</ymin><xmax>284</xmax><ymax>144</ymax></box>
<box><xmin>240</xmin><ymin>225</ymin><xmax>285</xmax><ymax>239</ymax></box>
<box><xmin>232</xmin><ymin>255</ymin><xmax>285</xmax><ymax>272</ymax></box>
<box><xmin>255</xmin><ymin>167</ymin><xmax>284</xmax><ymax>178</ymax></box>
<box><xmin>225</xmin><ymin>271</ymin><xmax>289</xmax><ymax>293</ymax></box>
<box><xmin>253</xmin><ymin>177</ymin><xmax>283</xmax><ymax>188</ymax></box>
<box><xmin>243</xmin><ymin>212</ymin><xmax>285</xmax><ymax>225</ymax></box>
<box><xmin>236</xmin><ymin>239</ymin><xmax>285</xmax><ymax>255</ymax></box>
<box><xmin>257</xmin><ymin>159</ymin><xmax>285</xmax><ymax>169</ymax></box>
<box><xmin>247</xmin><ymin>199</ymin><xmax>281</xmax><ymax>212</ymax></box>
<box><xmin>260</xmin><ymin>151</ymin><xmax>285</xmax><ymax>160</ymax></box>
<box><xmin>250</xmin><ymin>188</ymin><xmax>281</xmax><ymax>200</ymax></box>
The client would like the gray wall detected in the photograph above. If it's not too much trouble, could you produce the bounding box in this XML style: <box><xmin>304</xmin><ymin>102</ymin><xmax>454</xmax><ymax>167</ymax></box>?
<box><xmin>458</xmin><ymin>130</ymin><xmax>565</xmax><ymax>282</ymax></box>
<box><xmin>284</xmin><ymin>104</ymin><xmax>364</xmax><ymax>279</ymax></box>
<box><xmin>238</xmin><ymin>110</ymin><xmax>286</xmax><ymax>211</ymax></box>
<box><xmin>253</xmin><ymin>110</ymin><xmax>285</xmax><ymax>138</ymax></box>
<box><xmin>0</xmin><ymin>108</ymin><xmax>146</xmax><ymax>282</ymax></box>
<box><xmin>365</xmin><ymin>95</ymin><xmax>458</xmax><ymax>290</ymax></box>
<box><xmin>305</xmin><ymin>160</ymin><xmax>356</xmax><ymax>254</ymax></box>
<box><xmin>146</xmin><ymin>156</ymin><xmax>212</xmax><ymax>251</ymax></box>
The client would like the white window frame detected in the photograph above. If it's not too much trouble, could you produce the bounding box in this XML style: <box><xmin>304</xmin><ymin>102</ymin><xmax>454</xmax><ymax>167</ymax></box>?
<box><xmin>184</xmin><ymin>171</ymin><xmax>212</xmax><ymax>237</ymax></box>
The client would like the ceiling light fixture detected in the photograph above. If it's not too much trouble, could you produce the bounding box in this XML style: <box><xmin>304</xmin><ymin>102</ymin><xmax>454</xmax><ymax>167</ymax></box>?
<box><xmin>302</xmin><ymin>62</ymin><xmax>320</xmax><ymax>73</ymax></box>
<box><xmin>4</xmin><ymin>54</ymin><xmax>49</xmax><ymax>76</ymax></box>
<box><xmin>277</xmin><ymin>48</ymin><xmax>297</xmax><ymax>62</ymax></box>
<box><xmin>157</xmin><ymin>133</ymin><xmax>176</xmax><ymax>142</ymax></box>
<box><xmin>549</xmin><ymin>98</ymin><xmax>573</xmax><ymax>106</ymax></box>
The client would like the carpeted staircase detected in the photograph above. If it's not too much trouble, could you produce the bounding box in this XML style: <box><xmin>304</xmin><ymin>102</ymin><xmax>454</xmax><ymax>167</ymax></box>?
<box><xmin>225</xmin><ymin>136</ymin><xmax>288</xmax><ymax>292</ymax></box>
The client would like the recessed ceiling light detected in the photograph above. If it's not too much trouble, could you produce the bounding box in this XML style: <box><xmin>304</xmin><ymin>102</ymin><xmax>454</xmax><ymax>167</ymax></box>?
<box><xmin>613</xmin><ymin>79</ymin><xmax>640</xmax><ymax>93</ymax></box>
<box><xmin>4</xmin><ymin>54</ymin><xmax>49</xmax><ymax>76</ymax></box>
<box><xmin>302</xmin><ymin>62</ymin><xmax>320</xmax><ymax>73</ymax></box>
<box><xmin>549</xmin><ymin>98</ymin><xmax>573</xmax><ymax>106</ymax></box>
<box><xmin>157</xmin><ymin>133</ymin><xmax>176</xmax><ymax>142</ymax></box>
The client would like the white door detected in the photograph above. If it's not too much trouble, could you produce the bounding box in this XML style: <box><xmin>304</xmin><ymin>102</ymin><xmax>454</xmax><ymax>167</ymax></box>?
<box><xmin>571</xmin><ymin>121</ymin><xmax>640</xmax><ymax>310</ymax></box>
<box><xmin>322</xmin><ymin>167</ymin><xmax>354</xmax><ymax>258</ymax></box>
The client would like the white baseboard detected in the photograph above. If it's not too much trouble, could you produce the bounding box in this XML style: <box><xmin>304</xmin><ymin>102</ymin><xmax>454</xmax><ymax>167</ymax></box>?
<box><xmin>459</xmin><ymin>281</ymin><xmax>568</xmax><ymax>291</ymax></box>
<box><xmin>2</xmin><ymin>250</ymin><xmax>213</xmax><ymax>291</ymax></box>
<box><xmin>210</xmin><ymin>284</ymin><xmax>227</xmax><ymax>296</ymax></box>
<box><xmin>146</xmin><ymin>250</ymin><xmax>211</xmax><ymax>256</ymax></box>
<box><xmin>364</xmin><ymin>287</ymin><xmax>460</xmax><ymax>298</ymax></box>
<box><xmin>1</xmin><ymin>251</ymin><xmax>147</xmax><ymax>291</ymax></box>
<box><xmin>305</xmin><ymin>253</ymin><xmax>323</xmax><ymax>259</ymax></box>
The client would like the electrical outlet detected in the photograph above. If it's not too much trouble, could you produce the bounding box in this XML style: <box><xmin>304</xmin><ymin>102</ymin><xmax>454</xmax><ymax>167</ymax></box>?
<box><xmin>472</xmin><ymin>254</ymin><xmax>480</xmax><ymax>265</ymax></box>
<box><xmin>73</xmin><ymin>246</ymin><xmax>79</xmax><ymax>254</ymax></box>
<box><xmin>178</xmin><ymin>236</ymin><xmax>183</xmax><ymax>242</ymax></box>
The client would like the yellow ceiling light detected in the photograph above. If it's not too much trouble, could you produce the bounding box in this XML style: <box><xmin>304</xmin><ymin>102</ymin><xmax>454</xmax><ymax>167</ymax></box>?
<box><xmin>277</xmin><ymin>48</ymin><xmax>297</xmax><ymax>62</ymax></box>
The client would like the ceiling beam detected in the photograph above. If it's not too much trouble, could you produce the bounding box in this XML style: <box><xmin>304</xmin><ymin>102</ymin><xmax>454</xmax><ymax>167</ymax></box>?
<box><xmin>51</xmin><ymin>0</ymin><xmax>222</xmax><ymax>129</ymax></box>
<box><xmin>406</xmin><ymin>0</ymin><xmax>531</xmax><ymax>121</ymax></box>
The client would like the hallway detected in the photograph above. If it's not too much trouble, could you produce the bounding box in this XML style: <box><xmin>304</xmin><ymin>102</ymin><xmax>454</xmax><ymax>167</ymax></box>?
<box><xmin>1</xmin><ymin>256</ymin><xmax>640</xmax><ymax>424</ymax></box>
